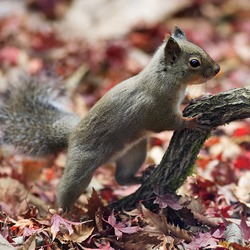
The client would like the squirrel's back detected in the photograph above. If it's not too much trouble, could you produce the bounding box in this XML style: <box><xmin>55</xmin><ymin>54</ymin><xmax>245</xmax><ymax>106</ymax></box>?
<box><xmin>0</xmin><ymin>75</ymin><xmax>80</xmax><ymax>156</ymax></box>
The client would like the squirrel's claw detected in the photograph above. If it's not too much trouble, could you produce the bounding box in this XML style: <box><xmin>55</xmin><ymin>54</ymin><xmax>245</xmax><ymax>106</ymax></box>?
<box><xmin>184</xmin><ymin>114</ymin><xmax>211</xmax><ymax>131</ymax></box>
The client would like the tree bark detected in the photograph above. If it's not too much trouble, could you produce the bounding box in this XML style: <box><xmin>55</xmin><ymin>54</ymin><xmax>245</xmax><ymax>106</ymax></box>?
<box><xmin>110</xmin><ymin>87</ymin><xmax>250</xmax><ymax>211</ymax></box>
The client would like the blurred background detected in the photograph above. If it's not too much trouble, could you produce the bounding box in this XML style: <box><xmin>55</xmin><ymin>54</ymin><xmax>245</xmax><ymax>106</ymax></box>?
<box><xmin>0</xmin><ymin>0</ymin><xmax>249</xmax><ymax>100</ymax></box>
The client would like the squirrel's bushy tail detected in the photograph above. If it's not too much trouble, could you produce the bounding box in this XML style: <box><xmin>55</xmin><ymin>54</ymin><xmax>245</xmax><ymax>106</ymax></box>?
<box><xmin>0</xmin><ymin>75</ymin><xmax>80</xmax><ymax>156</ymax></box>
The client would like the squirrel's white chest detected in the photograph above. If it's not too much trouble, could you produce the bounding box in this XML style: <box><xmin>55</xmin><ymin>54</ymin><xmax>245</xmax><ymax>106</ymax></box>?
<box><xmin>178</xmin><ymin>85</ymin><xmax>188</xmax><ymax>106</ymax></box>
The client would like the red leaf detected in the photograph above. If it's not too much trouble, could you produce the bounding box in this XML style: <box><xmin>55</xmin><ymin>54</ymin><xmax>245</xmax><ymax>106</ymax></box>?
<box><xmin>50</xmin><ymin>214</ymin><xmax>82</xmax><ymax>240</ymax></box>
<box><xmin>185</xmin><ymin>232</ymin><xmax>218</xmax><ymax>249</ymax></box>
<box><xmin>154</xmin><ymin>193</ymin><xmax>183</xmax><ymax>210</ymax></box>
<box><xmin>105</xmin><ymin>211</ymin><xmax>141</xmax><ymax>239</ymax></box>
<box><xmin>233</xmin><ymin>126</ymin><xmax>250</xmax><ymax>137</ymax></box>
<box><xmin>217</xmin><ymin>205</ymin><xmax>232</xmax><ymax>218</ymax></box>
<box><xmin>234</xmin><ymin>153</ymin><xmax>250</xmax><ymax>170</ymax></box>
<box><xmin>239</xmin><ymin>215</ymin><xmax>250</xmax><ymax>241</ymax></box>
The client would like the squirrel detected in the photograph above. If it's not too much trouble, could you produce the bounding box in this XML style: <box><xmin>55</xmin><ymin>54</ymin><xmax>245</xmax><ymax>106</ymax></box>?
<box><xmin>0</xmin><ymin>27</ymin><xmax>220</xmax><ymax>211</ymax></box>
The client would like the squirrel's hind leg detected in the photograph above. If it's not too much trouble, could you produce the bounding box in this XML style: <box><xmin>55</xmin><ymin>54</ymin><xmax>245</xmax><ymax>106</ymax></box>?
<box><xmin>115</xmin><ymin>138</ymin><xmax>147</xmax><ymax>186</ymax></box>
<box><xmin>57</xmin><ymin>146</ymin><xmax>107</xmax><ymax>211</ymax></box>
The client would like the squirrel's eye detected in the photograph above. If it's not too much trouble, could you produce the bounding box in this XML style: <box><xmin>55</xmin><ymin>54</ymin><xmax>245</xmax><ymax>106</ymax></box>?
<box><xmin>189</xmin><ymin>59</ymin><xmax>200</xmax><ymax>68</ymax></box>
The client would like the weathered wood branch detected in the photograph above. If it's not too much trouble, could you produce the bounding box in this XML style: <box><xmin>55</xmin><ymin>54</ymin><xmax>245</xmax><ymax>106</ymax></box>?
<box><xmin>110</xmin><ymin>87</ymin><xmax>250</xmax><ymax>211</ymax></box>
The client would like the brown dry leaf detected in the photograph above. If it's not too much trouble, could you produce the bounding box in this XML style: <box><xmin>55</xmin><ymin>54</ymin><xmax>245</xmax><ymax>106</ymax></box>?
<box><xmin>166</xmin><ymin>223</ymin><xmax>192</xmax><ymax>243</ymax></box>
<box><xmin>192</xmin><ymin>211</ymin><xmax>219</xmax><ymax>228</ymax></box>
<box><xmin>229</xmin><ymin>242</ymin><xmax>250</xmax><ymax>250</ymax></box>
<box><xmin>0</xmin><ymin>177</ymin><xmax>29</xmax><ymax>215</ymax></box>
<box><xmin>86</xmin><ymin>189</ymin><xmax>104</xmax><ymax>220</ymax></box>
<box><xmin>63</xmin><ymin>224</ymin><xmax>94</xmax><ymax>243</ymax></box>
<box><xmin>141</xmin><ymin>204</ymin><xmax>192</xmax><ymax>243</ymax></box>
<box><xmin>141</xmin><ymin>204</ymin><xmax>168</xmax><ymax>235</ymax></box>
<box><xmin>123</xmin><ymin>208</ymin><xmax>142</xmax><ymax>217</ymax></box>
<box><xmin>95</xmin><ymin>207</ymin><xmax>105</xmax><ymax>232</ymax></box>
<box><xmin>184</xmin><ymin>196</ymin><xmax>205</xmax><ymax>214</ymax></box>
<box><xmin>123</xmin><ymin>233</ymin><xmax>162</xmax><ymax>250</ymax></box>
<box><xmin>162</xmin><ymin>235</ymin><xmax>177</xmax><ymax>250</ymax></box>
<box><xmin>17</xmin><ymin>234</ymin><xmax>36</xmax><ymax>250</ymax></box>
<box><xmin>0</xmin><ymin>177</ymin><xmax>48</xmax><ymax>215</ymax></box>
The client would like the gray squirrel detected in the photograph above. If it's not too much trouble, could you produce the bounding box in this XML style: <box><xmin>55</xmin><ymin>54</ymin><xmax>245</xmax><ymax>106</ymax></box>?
<box><xmin>0</xmin><ymin>27</ymin><xmax>220</xmax><ymax>211</ymax></box>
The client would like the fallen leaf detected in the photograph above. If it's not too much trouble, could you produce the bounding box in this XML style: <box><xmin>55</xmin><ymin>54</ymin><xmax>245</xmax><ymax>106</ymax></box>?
<box><xmin>105</xmin><ymin>211</ymin><xmax>141</xmax><ymax>239</ymax></box>
<box><xmin>17</xmin><ymin>234</ymin><xmax>36</xmax><ymax>250</ymax></box>
<box><xmin>184</xmin><ymin>232</ymin><xmax>218</xmax><ymax>249</ymax></box>
<box><xmin>154</xmin><ymin>193</ymin><xmax>183</xmax><ymax>210</ymax></box>
<box><xmin>63</xmin><ymin>224</ymin><xmax>94</xmax><ymax>243</ymax></box>
<box><xmin>86</xmin><ymin>188</ymin><xmax>105</xmax><ymax>220</ymax></box>
<box><xmin>83</xmin><ymin>240</ymin><xmax>115</xmax><ymax>250</ymax></box>
<box><xmin>224</xmin><ymin>223</ymin><xmax>243</xmax><ymax>244</ymax></box>
<box><xmin>50</xmin><ymin>214</ymin><xmax>83</xmax><ymax>240</ymax></box>
<box><xmin>141</xmin><ymin>204</ymin><xmax>192</xmax><ymax>242</ymax></box>
<box><xmin>239</xmin><ymin>215</ymin><xmax>250</xmax><ymax>241</ymax></box>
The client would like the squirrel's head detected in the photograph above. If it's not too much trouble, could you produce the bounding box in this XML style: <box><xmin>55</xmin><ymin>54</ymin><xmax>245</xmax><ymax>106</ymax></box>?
<box><xmin>163</xmin><ymin>26</ymin><xmax>220</xmax><ymax>84</ymax></box>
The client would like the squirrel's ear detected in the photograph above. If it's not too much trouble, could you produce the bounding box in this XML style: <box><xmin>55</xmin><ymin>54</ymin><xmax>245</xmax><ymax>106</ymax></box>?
<box><xmin>164</xmin><ymin>36</ymin><xmax>181</xmax><ymax>64</ymax></box>
<box><xmin>172</xmin><ymin>26</ymin><xmax>186</xmax><ymax>40</ymax></box>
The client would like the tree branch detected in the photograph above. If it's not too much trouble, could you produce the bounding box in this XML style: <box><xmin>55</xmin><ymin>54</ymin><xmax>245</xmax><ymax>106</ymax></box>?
<box><xmin>110</xmin><ymin>87</ymin><xmax>250</xmax><ymax>211</ymax></box>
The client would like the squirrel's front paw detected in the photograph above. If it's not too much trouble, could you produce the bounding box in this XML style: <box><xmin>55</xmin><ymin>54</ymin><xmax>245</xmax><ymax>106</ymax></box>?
<box><xmin>184</xmin><ymin>115</ymin><xmax>211</xmax><ymax>131</ymax></box>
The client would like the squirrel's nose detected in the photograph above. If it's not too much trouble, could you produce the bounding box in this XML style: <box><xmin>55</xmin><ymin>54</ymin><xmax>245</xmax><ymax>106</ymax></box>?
<box><xmin>214</xmin><ymin>64</ymin><xmax>220</xmax><ymax>75</ymax></box>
